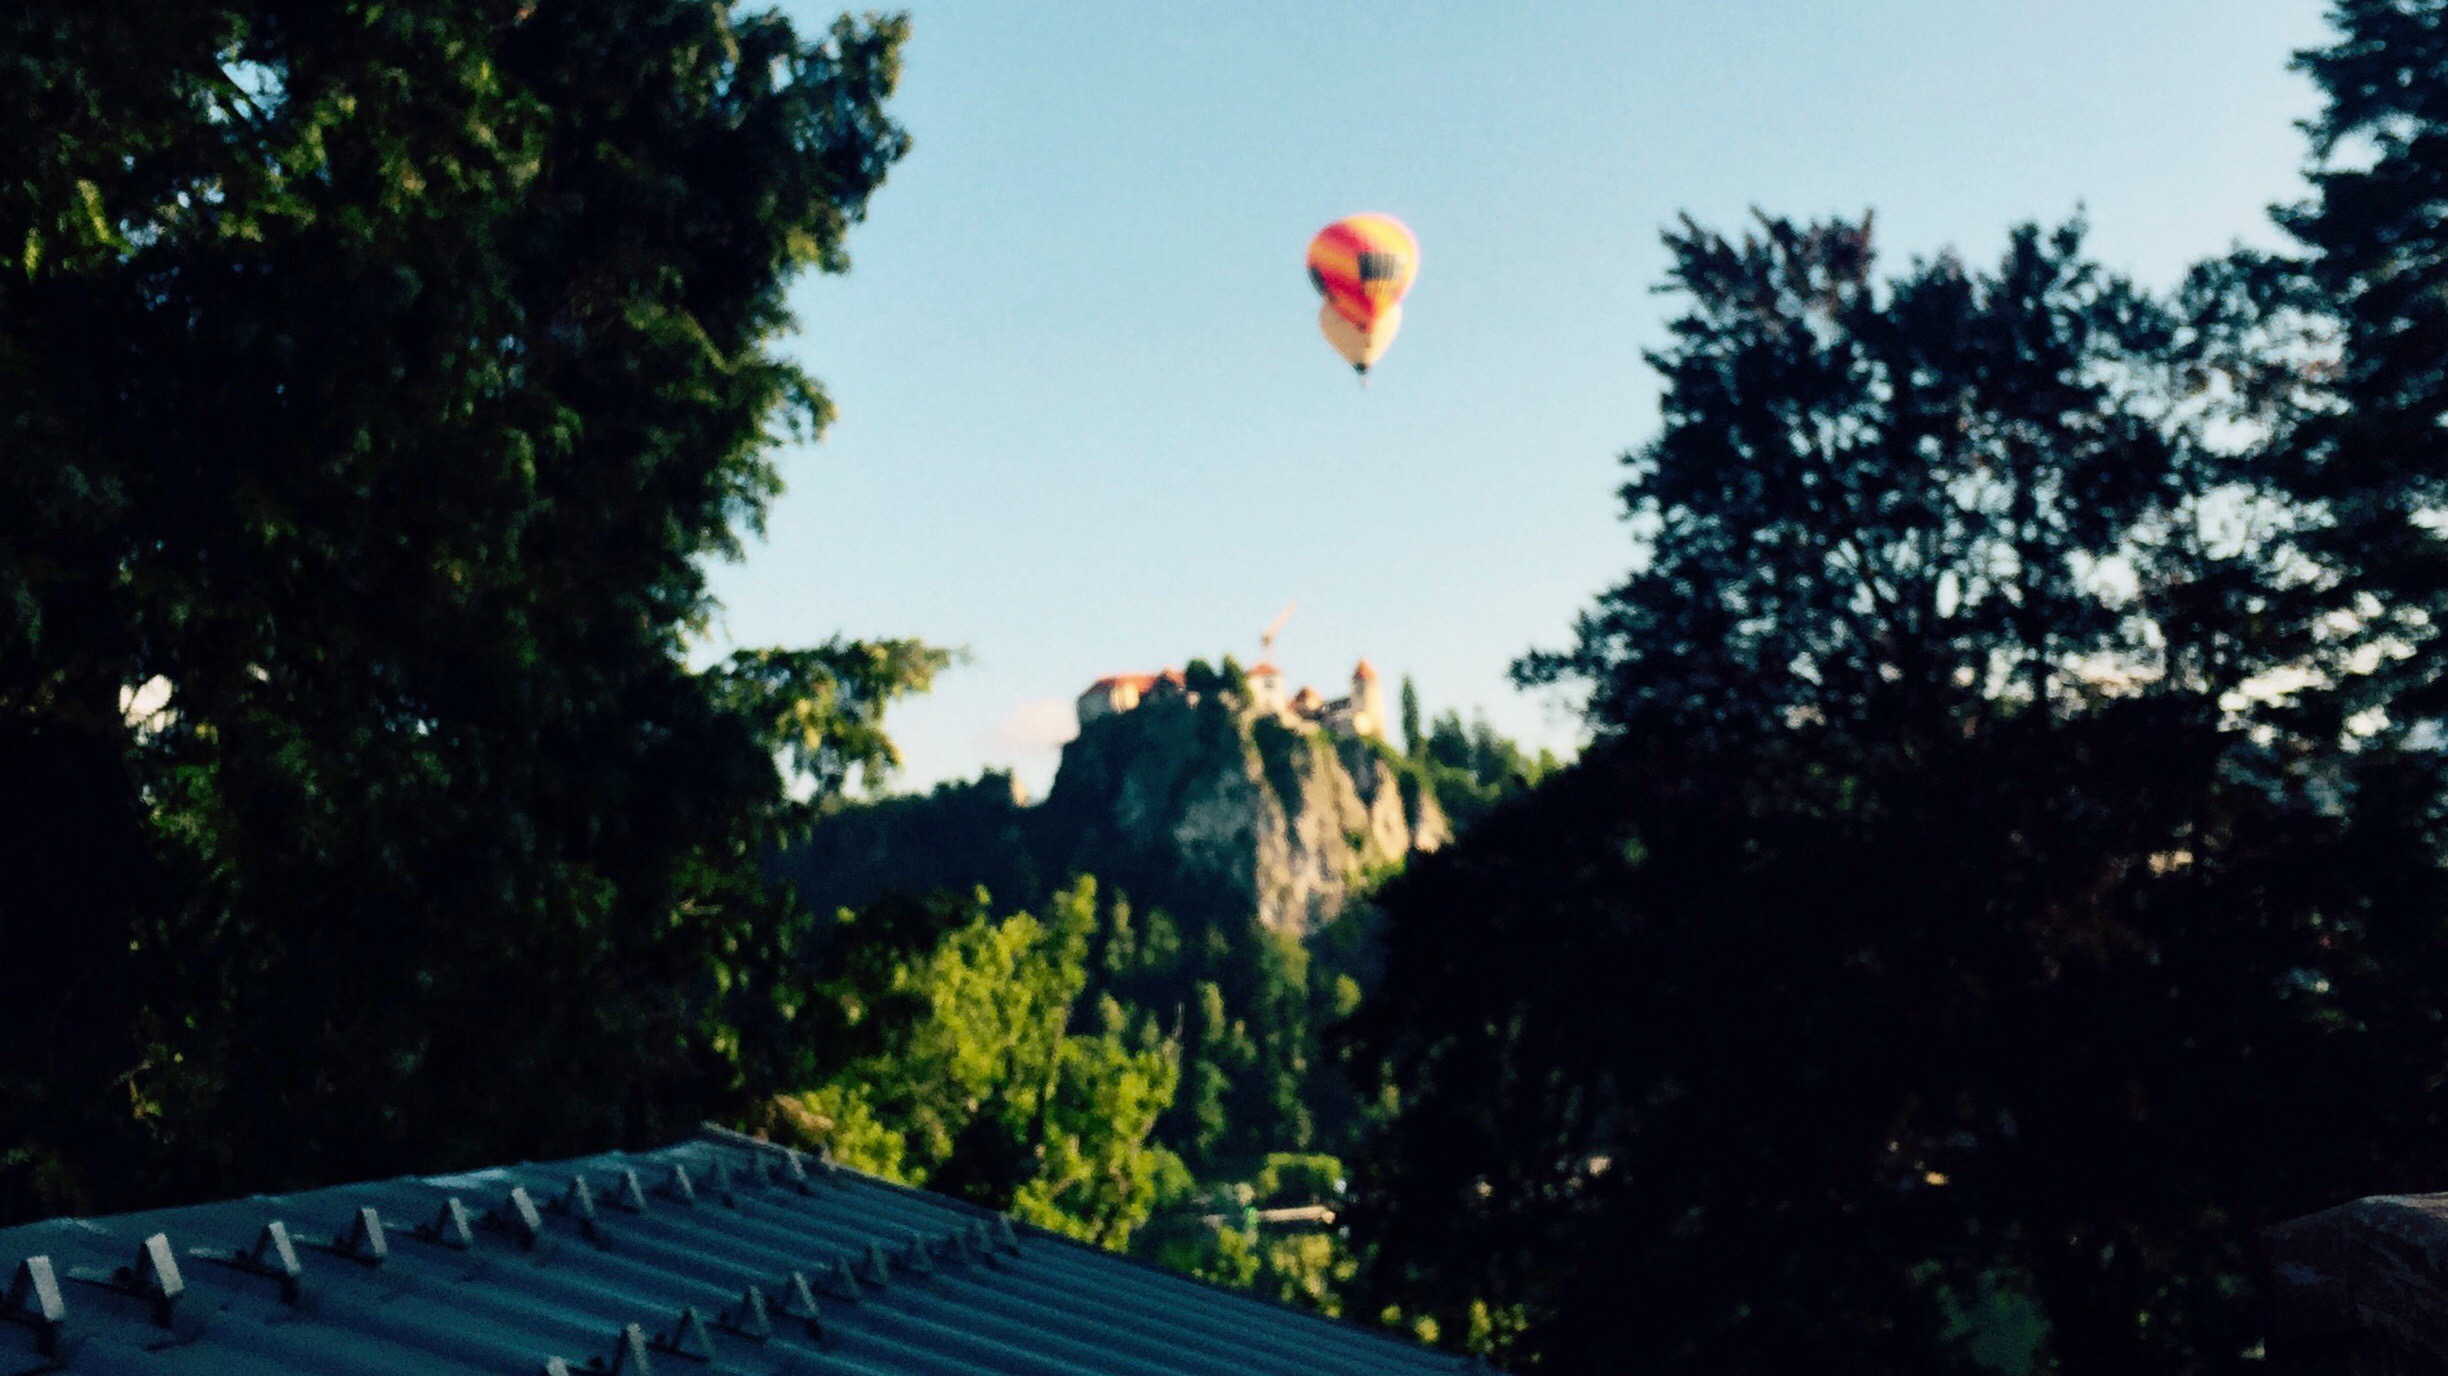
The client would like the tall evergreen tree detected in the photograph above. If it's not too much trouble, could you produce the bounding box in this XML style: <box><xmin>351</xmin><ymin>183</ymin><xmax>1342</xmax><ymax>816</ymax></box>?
<box><xmin>2285</xmin><ymin>0</ymin><xmax>2448</xmax><ymax>719</ymax></box>
<box><xmin>0</xmin><ymin>0</ymin><xmax>924</xmax><ymax>1218</ymax></box>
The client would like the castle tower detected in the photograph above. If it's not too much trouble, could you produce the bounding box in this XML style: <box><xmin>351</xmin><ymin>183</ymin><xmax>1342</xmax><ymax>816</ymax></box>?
<box><xmin>1351</xmin><ymin>659</ymin><xmax>1385</xmax><ymax>738</ymax></box>
<box><xmin>1249</xmin><ymin>660</ymin><xmax>1285</xmax><ymax>714</ymax></box>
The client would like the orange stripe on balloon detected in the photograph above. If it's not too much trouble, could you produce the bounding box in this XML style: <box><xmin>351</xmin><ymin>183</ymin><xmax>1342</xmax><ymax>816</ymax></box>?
<box><xmin>1308</xmin><ymin>237</ymin><xmax>1362</xmax><ymax>287</ymax></box>
<box><xmin>1328</xmin><ymin>292</ymin><xmax>1379</xmax><ymax>329</ymax></box>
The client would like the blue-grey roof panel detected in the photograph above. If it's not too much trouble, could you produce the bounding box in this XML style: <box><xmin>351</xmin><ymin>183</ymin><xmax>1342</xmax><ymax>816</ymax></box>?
<box><xmin>0</xmin><ymin>1129</ymin><xmax>1467</xmax><ymax>1376</ymax></box>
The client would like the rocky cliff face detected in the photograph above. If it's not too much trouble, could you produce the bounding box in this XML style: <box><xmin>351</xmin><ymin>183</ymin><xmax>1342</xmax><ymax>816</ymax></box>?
<box><xmin>778</xmin><ymin>693</ymin><xmax>1448</xmax><ymax>934</ymax></box>
<box><xmin>1043</xmin><ymin>697</ymin><xmax>1448</xmax><ymax>934</ymax></box>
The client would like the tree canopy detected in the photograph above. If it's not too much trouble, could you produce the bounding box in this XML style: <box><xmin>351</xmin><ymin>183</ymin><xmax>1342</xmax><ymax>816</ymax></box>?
<box><xmin>2282</xmin><ymin>0</ymin><xmax>2448</xmax><ymax>720</ymax></box>
<box><xmin>0</xmin><ymin>0</ymin><xmax>928</xmax><ymax>1220</ymax></box>
<box><xmin>764</xmin><ymin>879</ymin><xmax>1186</xmax><ymax>1249</ymax></box>
<box><xmin>1354</xmin><ymin>193</ymin><xmax>2448</xmax><ymax>1373</ymax></box>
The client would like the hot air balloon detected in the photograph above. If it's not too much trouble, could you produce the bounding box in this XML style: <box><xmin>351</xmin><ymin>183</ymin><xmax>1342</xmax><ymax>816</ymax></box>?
<box><xmin>1307</xmin><ymin>214</ymin><xmax>1418</xmax><ymax>377</ymax></box>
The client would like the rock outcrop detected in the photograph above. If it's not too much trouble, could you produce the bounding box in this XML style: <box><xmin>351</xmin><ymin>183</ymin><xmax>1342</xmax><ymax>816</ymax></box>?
<box><xmin>777</xmin><ymin>691</ymin><xmax>1447</xmax><ymax>935</ymax></box>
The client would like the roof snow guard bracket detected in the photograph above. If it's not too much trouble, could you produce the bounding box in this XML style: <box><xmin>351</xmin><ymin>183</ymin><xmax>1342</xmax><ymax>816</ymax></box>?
<box><xmin>777</xmin><ymin>1271</ymin><xmax>826</xmax><ymax>1334</ymax></box>
<box><xmin>606</xmin><ymin>1168</ymin><xmax>650</xmax><ymax>1214</ymax></box>
<box><xmin>67</xmin><ymin>1234</ymin><xmax>184</xmax><ymax>1329</ymax></box>
<box><xmin>544</xmin><ymin>1321</ymin><xmax>655</xmax><ymax>1376</ymax></box>
<box><xmin>970</xmin><ymin>1218</ymin><xmax>1013</xmax><ymax>1266</ymax></box>
<box><xmin>811</xmin><ymin>1259</ymin><xmax>861</xmax><ymax>1305</ymax></box>
<box><xmin>411</xmin><ymin>1198</ymin><xmax>476</xmax><ymax>1251</ymax></box>
<box><xmin>714</xmin><ymin>1286</ymin><xmax>771</xmax><ymax>1343</ymax></box>
<box><xmin>933</xmin><ymin>1229</ymin><xmax>971</xmax><ymax>1268</ymax></box>
<box><xmin>2</xmin><ymin>1256</ymin><xmax>67</xmax><ymax>1357</ymax></box>
<box><xmin>483</xmin><ymin>1187</ymin><xmax>547</xmax><ymax>1251</ymax></box>
<box><xmin>657</xmin><ymin>1166</ymin><xmax>697</xmax><ymax>1208</ymax></box>
<box><xmin>649</xmin><ymin>1306</ymin><xmax>717</xmax><ymax>1364</ymax></box>
<box><xmin>689</xmin><ymin>1122</ymin><xmax>837</xmax><ymax>1192</ymax></box>
<box><xmin>552</xmin><ymin>1177</ymin><xmax>603</xmax><ymax>1243</ymax></box>
<box><xmin>770</xmin><ymin>1149</ymin><xmax>812</xmax><ymax>1194</ymax></box>
<box><xmin>313</xmin><ymin>1206</ymin><xmax>389</xmax><ymax>1267</ymax></box>
<box><xmin>200</xmin><ymin>1221</ymin><xmax>304</xmax><ymax>1305</ymax></box>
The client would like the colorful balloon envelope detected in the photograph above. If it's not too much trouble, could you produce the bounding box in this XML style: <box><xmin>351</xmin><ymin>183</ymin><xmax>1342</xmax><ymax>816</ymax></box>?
<box><xmin>1307</xmin><ymin>213</ymin><xmax>1418</xmax><ymax>375</ymax></box>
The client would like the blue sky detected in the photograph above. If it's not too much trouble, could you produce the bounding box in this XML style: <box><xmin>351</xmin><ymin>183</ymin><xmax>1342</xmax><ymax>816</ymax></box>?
<box><xmin>708</xmin><ymin>0</ymin><xmax>2333</xmax><ymax>797</ymax></box>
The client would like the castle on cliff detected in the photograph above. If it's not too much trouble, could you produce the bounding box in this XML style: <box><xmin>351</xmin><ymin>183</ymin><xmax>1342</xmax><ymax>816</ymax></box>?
<box><xmin>1078</xmin><ymin>658</ymin><xmax>1387</xmax><ymax>739</ymax></box>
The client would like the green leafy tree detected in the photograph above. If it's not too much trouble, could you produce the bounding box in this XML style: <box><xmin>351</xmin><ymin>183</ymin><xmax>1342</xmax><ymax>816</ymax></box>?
<box><xmin>705</xmin><ymin>641</ymin><xmax>957</xmax><ymax>804</ymax></box>
<box><xmin>0</xmin><ymin>0</ymin><xmax>918</xmax><ymax>1219</ymax></box>
<box><xmin>1514</xmin><ymin>214</ymin><xmax>2205</xmax><ymax>738</ymax></box>
<box><xmin>1354</xmin><ymin>212</ymin><xmax>2448</xmax><ymax>1373</ymax></box>
<box><xmin>770</xmin><ymin>879</ymin><xmax>1185</xmax><ymax>1248</ymax></box>
<box><xmin>1141</xmin><ymin>1152</ymin><xmax>1361</xmax><ymax>1316</ymax></box>
<box><xmin>1415</xmin><ymin>708</ymin><xmax>1561</xmax><ymax>830</ymax></box>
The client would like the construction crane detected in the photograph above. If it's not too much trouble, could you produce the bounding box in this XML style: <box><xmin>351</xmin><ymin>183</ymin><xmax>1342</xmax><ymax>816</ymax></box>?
<box><xmin>1258</xmin><ymin>602</ymin><xmax>1297</xmax><ymax>664</ymax></box>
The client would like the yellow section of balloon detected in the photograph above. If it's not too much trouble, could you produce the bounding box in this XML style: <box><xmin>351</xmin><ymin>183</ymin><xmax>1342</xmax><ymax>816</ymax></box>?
<box><xmin>1319</xmin><ymin>301</ymin><xmax>1403</xmax><ymax>372</ymax></box>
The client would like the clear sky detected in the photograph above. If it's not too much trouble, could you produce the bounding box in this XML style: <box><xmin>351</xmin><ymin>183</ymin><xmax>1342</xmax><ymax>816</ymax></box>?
<box><xmin>707</xmin><ymin>0</ymin><xmax>2334</xmax><ymax>798</ymax></box>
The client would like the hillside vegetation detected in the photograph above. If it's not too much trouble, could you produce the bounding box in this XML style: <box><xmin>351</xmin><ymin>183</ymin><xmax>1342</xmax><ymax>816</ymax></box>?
<box><xmin>765</xmin><ymin>671</ymin><xmax>1539</xmax><ymax>1310</ymax></box>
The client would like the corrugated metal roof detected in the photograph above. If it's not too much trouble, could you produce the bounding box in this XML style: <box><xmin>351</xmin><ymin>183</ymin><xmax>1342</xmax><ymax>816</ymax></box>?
<box><xmin>0</xmin><ymin>1126</ymin><xmax>1468</xmax><ymax>1376</ymax></box>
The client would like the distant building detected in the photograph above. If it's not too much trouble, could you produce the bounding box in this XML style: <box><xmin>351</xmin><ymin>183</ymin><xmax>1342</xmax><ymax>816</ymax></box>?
<box><xmin>1079</xmin><ymin>657</ymin><xmax>1387</xmax><ymax>740</ymax></box>
<box><xmin>1076</xmin><ymin>667</ymin><xmax>1186</xmax><ymax>725</ymax></box>
<box><xmin>1355</xmin><ymin>657</ymin><xmax>1384</xmax><ymax>724</ymax></box>
<box><xmin>1248</xmin><ymin>660</ymin><xmax>1286</xmax><ymax>714</ymax></box>
<box><xmin>1316</xmin><ymin>659</ymin><xmax>1385</xmax><ymax>739</ymax></box>
<box><xmin>1078</xmin><ymin>673</ymin><xmax>1155</xmax><ymax>724</ymax></box>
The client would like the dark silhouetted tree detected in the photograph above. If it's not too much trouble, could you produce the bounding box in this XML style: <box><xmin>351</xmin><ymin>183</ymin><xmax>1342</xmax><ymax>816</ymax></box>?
<box><xmin>1351</xmin><ymin>211</ymin><xmax>2448</xmax><ymax>1373</ymax></box>
<box><xmin>0</xmin><ymin>0</ymin><xmax>926</xmax><ymax>1218</ymax></box>
<box><xmin>2283</xmin><ymin>0</ymin><xmax>2448</xmax><ymax>721</ymax></box>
